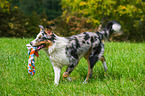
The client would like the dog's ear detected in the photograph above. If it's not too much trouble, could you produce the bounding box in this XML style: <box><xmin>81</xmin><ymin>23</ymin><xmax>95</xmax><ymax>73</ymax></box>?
<box><xmin>39</xmin><ymin>25</ymin><xmax>45</xmax><ymax>31</ymax></box>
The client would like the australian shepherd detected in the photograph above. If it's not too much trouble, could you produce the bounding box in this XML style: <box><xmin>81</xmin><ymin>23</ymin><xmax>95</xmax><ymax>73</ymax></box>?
<box><xmin>26</xmin><ymin>21</ymin><xmax>121</xmax><ymax>85</ymax></box>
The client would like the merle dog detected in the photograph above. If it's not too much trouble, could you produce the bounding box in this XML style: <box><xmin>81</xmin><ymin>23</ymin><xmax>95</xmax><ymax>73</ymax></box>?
<box><xmin>27</xmin><ymin>21</ymin><xmax>121</xmax><ymax>85</ymax></box>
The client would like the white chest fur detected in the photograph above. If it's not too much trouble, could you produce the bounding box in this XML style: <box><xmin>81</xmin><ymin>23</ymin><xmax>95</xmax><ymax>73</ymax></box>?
<box><xmin>44</xmin><ymin>37</ymin><xmax>69</xmax><ymax>67</ymax></box>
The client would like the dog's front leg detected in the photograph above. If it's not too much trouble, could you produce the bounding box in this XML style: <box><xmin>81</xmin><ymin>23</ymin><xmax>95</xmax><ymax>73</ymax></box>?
<box><xmin>53</xmin><ymin>66</ymin><xmax>61</xmax><ymax>86</ymax></box>
<box><xmin>63</xmin><ymin>62</ymin><xmax>78</xmax><ymax>82</ymax></box>
<box><xmin>63</xmin><ymin>72</ymin><xmax>72</xmax><ymax>82</ymax></box>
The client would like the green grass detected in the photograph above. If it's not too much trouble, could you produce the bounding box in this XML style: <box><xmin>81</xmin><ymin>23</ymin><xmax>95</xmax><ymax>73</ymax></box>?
<box><xmin>0</xmin><ymin>38</ymin><xmax>145</xmax><ymax>96</ymax></box>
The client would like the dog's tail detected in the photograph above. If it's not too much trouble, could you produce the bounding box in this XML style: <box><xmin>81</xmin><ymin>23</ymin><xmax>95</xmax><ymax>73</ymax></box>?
<box><xmin>102</xmin><ymin>21</ymin><xmax>121</xmax><ymax>41</ymax></box>
<box><xmin>104</xmin><ymin>21</ymin><xmax>121</xmax><ymax>32</ymax></box>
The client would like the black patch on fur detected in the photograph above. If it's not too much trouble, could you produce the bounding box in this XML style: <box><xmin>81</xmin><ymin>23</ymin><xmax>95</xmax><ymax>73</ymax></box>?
<box><xmin>70</xmin><ymin>64</ymin><xmax>74</xmax><ymax>68</ymax></box>
<box><xmin>82</xmin><ymin>40</ymin><xmax>85</xmax><ymax>44</ymax></box>
<box><xmin>91</xmin><ymin>36</ymin><xmax>95</xmax><ymax>43</ymax></box>
<box><xmin>70</xmin><ymin>48</ymin><xmax>78</xmax><ymax>59</ymax></box>
<box><xmin>89</xmin><ymin>43</ymin><xmax>103</xmax><ymax>68</ymax></box>
<box><xmin>48</xmin><ymin>33</ymin><xmax>56</xmax><ymax>42</ymax></box>
<box><xmin>84</xmin><ymin>32</ymin><xmax>90</xmax><ymax>40</ymax></box>
<box><xmin>66</xmin><ymin>47</ymin><xmax>69</xmax><ymax>50</ymax></box>
<box><xmin>42</xmin><ymin>33</ymin><xmax>44</xmax><ymax>36</ymax></box>
<box><xmin>89</xmin><ymin>56</ymin><xmax>99</xmax><ymax>68</ymax></box>
<box><xmin>75</xmin><ymin>37</ymin><xmax>80</xmax><ymax>48</ymax></box>
<box><xmin>94</xmin><ymin>44</ymin><xmax>102</xmax><ymax>55</ymax></box>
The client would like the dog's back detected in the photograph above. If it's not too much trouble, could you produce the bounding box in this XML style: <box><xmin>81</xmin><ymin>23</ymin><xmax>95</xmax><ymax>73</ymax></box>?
<box><xmin>66</xmin><ymin>32</ymin><xmax>101</xmax><ymax>60</ymax></box>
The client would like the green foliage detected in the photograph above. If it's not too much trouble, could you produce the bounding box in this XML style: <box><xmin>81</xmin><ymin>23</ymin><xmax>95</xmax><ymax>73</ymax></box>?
<box><xmin>0</xmin><ymin>9</ymin><xmax>48</xmax><ymax>37</ymax></box>
<box><xmin>0</xmin><ymin>0</ymin><xmax>145</xmax><ymax>41</ymax></box>
<box><xmin>60</xmin><ymin>0</ymin><xmax>145</xmax><ymax>41</ymax></box>
<box><xmin>0</xmin><ymin>38</ymin><xmax>144</xmax><ymax>95</ymax></box>
<box><xmin>10</xmin><ymin>0</ymin><xmax>62</xmax><ymax>20</ymax></box>
<box><xmin>0</xmin><ymin>0</ymin><xmax>10</xmax><ymax>12</ymax></box>
<box><xmin>0</xmin><ymin>0</ymin><xmax>62</xmax><ymax>37</ymax></box>
<box><xmin>53</xmin><ymin>12</ymin><xmax>97</xmax><ymax>36</ymax></box>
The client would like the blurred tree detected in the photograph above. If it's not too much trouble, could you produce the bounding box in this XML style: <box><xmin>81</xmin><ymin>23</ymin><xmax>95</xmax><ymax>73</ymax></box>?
<box><xmin>0</xmin><ymin>0</ymin><xmax>145</xmax><ymax>41</ymax></box>
<box><xmin>60</xmin><ymin>0</ymin><xmax>145</xmax><ymax>41</ymax></box>
<box><xmin>10</xmin><ymin>0</ymin><xmax>62</xmax><ymax>20</ymax></box>
<box><xmin>0</xmin><ymin>0</ymin><xmax>62</xmax><ymax>37</ymax></box>
<box><xmin>0</xmin><ymin>0</ymin><xmax>10</xmax><ymax>12</ymax></box>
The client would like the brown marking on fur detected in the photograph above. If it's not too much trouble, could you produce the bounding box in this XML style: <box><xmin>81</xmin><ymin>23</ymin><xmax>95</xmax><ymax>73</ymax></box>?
<box><xmin>84</xmin><ymin>49</ymin><xmax>92</xmax><ymax>82</ymax></box>
<box><xmin>45</xmin><ymin>40</ymin><xmax>52</xmax><ymax>48</ymax></box>
<box><xmin>63</xmin><ymin>72</ymin><xmax>69</xmax><ymax>77</ymax></box>
<box><xmin>35</xmin><ymin>40</ymin><xmax>52</xmax><ymax>48</ymax></box>
<box><xmin>84</xmin><ymin>48</ymin><xmax>91</xmax><ymax>59</ymax></box>
<box><xmin>86</xmin><ymin>59</ymin><xmax>91</xmax><ymax>81</ymax></box>
<box><xmin>100</xmin><ymin>56</ymin><xmax>105</xmax><ymax>62</ymax></box>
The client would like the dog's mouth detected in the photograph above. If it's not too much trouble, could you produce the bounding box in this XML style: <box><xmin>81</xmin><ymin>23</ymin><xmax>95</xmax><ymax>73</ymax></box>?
<box><xmin>37</xmin><ymin>44</ymin><xmax>46</xmax><ymax>51</ymax></box>
<box><xmin>34</xmin><ymin>40</ymin><xmax>52</xmax><ymax>51</ymax></box>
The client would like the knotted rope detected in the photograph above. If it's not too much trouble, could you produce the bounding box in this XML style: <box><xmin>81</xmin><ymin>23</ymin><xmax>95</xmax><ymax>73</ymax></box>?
<box><xmin>27</xmin><ymin>47</ymin><xmax>39</xmax><ymax>75</ymax></box>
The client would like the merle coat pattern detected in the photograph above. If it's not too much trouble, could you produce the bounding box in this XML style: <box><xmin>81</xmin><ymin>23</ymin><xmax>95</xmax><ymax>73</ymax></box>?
<box><xmin>28</xmin><ymin>21</ymin><xmax>121</xmax><ymax>85</ymax></box>
<box><xmin>65</xmin><ymin>32</ymin><xmax>105</xmax><ymax>78</ymax></box>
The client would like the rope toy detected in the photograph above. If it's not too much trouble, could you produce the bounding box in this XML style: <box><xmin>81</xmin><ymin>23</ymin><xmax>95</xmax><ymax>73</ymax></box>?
<box><xmin>27</xmin><ymin>47</ymin><xmax>39</xmax><ymax>75</ymax></box>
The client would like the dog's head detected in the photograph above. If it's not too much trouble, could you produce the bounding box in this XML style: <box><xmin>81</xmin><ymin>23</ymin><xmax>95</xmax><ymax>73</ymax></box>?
<box><xmin>27</xmin><ymin>25</ymin><xmax>55</xmax><ymax>51</ymax></box>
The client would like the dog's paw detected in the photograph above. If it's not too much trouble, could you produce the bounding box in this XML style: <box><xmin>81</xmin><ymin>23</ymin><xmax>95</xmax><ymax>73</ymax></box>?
<box><xmin>66</xmin><ymin>77</ymin><xmax>72</xmax><ymax>82</ymax></box>
<box><xmin>54</xmin><ymin>83</ymin><xmax>59</xmax><ymax>86</ymax></box>
<box><xmin>83</xmin><ymin>79</ymin><xmax>88</xmax><ymax>84</ymax></box>
<box><xmin>104</xmin><ymin>68</ymin><xmax>108</xmax><ymax>72</ymax></box>
<box><xmin>83</xmin><ymin>81</ymin><xmax>88</xmax><ymax>84</ymax></box>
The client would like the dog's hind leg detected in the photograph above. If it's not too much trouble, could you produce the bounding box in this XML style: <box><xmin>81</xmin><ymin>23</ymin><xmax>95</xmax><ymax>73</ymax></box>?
<box><xmin>100</xmin><ymin>56</ymin><xmax>107</xmax><ymax>71</ymax></box>
<box><xmin>83</xmin><ymin>58</ymin><xmax>93</xmax><ymax>83</ymax></box>
<box><xmin>84</xmin><ymin>56</ymin><xmax>107</xmax><ymax>83</ymax></box>
<box><xmin>96</xmin><ymin>43</ymin><xmax>107</xmax><ymax>71</ymax></box>
<box><xmin>83</xmin><ymin>53</ymin><xmax>100</xmax><ymax>83</ymax></box>
<box><xmin>82</xmin><ymin>50</ymin><xmax>94</xmax><ymax>83</ymax></box>
<box><xmin>83</xmin><ymin>43</ymin><xmax>106</xmax><ymax>83</ymax></box>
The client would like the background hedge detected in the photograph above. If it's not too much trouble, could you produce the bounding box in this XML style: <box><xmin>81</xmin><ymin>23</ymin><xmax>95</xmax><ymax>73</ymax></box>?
<box><xmin>0</xmin><ymin>0</ymin><xmax>145</xmax><ymax>41</ymax></box>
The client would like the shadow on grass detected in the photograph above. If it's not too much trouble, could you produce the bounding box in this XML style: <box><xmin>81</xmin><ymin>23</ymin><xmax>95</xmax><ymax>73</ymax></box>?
<box><xmin>75</xmin><ymin>68</ymin><xmax>122</xmax><ymax>82</ymax></box>
<box><xmin>92</xmin><ymin>70</ymin><xmax>122</xmax><ymax>81</ymax></box>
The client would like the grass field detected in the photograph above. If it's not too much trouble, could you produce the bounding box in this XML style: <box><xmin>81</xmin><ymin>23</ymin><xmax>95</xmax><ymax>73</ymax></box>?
<box><xmin>0</xmin><ymin>38</ymin><xmax>145</xmax><ymax>96</ymax></box>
